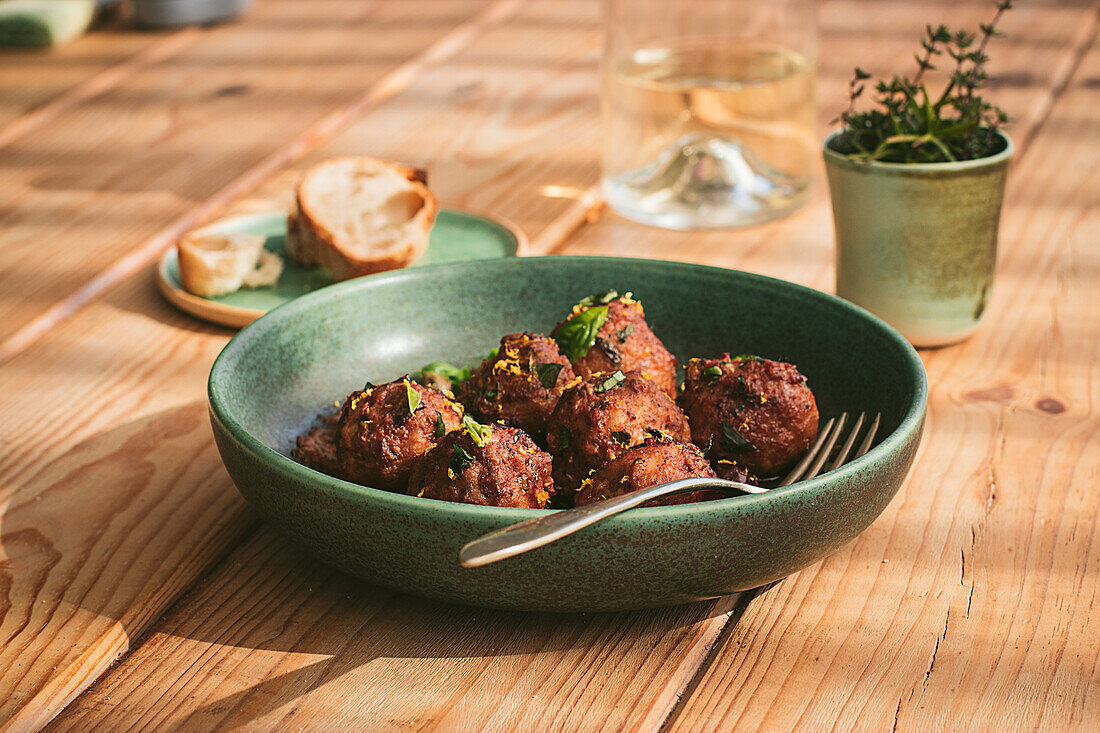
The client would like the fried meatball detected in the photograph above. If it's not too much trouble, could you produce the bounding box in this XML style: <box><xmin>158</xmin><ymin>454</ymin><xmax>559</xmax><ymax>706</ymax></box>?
<box><xmin>680</xmin><ymin>354</ymin><xmax>819</xmax><ymax>477</ymax></box>
<box><xmin>336</xmin><ymin>378</ymin><xmax>464</xmax><ymax>490</ymax></box>
<box><xmin>293</xmin><ymin>414</ymin><xmax>339</xmax><ymax>476</ymax></box>
<box><xmin>551</xmin><ymin>291</ymin><xmax>678</xmax><ymax>399</ymax></box>
<box><xmin>462</xmin><ymin>333</ymin><xmax>576</xmax><ymax>439</ymax></box>
<box><xmin>408</xmin><ymin>421</ymin><xmax>554</xmax><ymax>508</ymax></box>
<box><xmin>574</xmin><ymin>437</ymin><xmax>723</xmax><ymax>507</ymax></box>
<box><xmin>544</xmin><ymin>369</ymin><xmax>691</xmax><ymax>490</ymax></box>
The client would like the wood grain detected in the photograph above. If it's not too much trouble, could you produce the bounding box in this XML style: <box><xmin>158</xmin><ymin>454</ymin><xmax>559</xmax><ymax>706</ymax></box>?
<box><xmin>46</xmin><ymin>527</ymin><xmax>745</xmax><ymax>732</ymax></box>
<box><xmin>661</xmin><ymin>16</ymin><xmax>1100</xmax><ymax>733</ymax></box>
<box><xmin>0</xmin><ymin>0</ymin><xmax>498</xmax><ymax>349</ymax></box>
<box><xmin>0</xmin><ymin>0</ymin><xmax>1095</xmax><ymax>731</ymax></box>
<box><xmin>0</xmin><ymin>2</ymin><xmax>604</xmax><ymax>729</ymax></box>
<box><xmin>0</xmin><ymin>17</ymin><xmax>191</xmax><ymax>133</ymax></box>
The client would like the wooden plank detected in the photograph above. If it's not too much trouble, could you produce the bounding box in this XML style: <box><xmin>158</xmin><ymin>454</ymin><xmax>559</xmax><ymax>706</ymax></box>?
<box><xmin>662</xmin><ymin>17</ymin><xmax>1100</xmax><ymax>733</ymax></box>
<box><xmin>0</xmin><ymin>19</ymin><xmax>192</xmax><ymax>134</ymax></box>
<box><xmin>45</xmin><ymin>527</ymin><xmax>744</xmax><ymax>732</ymax></box>
<box><xmin>41</xmin><ymin>2</ymin><xmax>1097</xmax><ymax>731</ymax></box>
<box><xmin>0</xmin><ymin>2</ymin><xmax>611</xmax><ymax>728</ymax></box>
<box><xmin>0</xmin><ymin>0</ymin><xmax>499</xmax><ymax>350</ymax></box>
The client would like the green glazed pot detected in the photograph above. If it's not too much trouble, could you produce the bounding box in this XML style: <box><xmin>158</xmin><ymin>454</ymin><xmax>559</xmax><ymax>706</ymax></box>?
<box><xmin>823</xmin><ymin>131</ymin><xmax>1013</xmax><ymax>347</ymax></box>
<box><xmin>208</xmin><ymin>256</ymin><xmax>927</xmax><ymax>612</ymax></box>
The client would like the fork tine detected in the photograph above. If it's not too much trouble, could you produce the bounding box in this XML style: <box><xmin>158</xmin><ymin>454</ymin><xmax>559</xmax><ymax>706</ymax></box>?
<box><xmin>854</xmin><ymin>412</ymin><xmax>881</xmax><ymax>459</ymax></box>
<box><xmin>778</xmin><ymin>417</ymin><xmax>835</xmax><ymax>486</ymax></box>
<box><xmin>804</xmin><ymin>412</ymin><xmax>847</xmax><ymax>479</ymax></box>
<box><xmin>828</xmin><ymin>412</ymin><xmax>866</xmax><ymax>472</ymax></box>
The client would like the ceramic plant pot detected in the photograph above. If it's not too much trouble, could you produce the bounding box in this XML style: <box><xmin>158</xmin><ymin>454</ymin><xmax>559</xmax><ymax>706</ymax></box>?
<box><xmin>823</xmin><ymin>130</ymin><xmax>1013</xmax><ymax>347</ymax></box>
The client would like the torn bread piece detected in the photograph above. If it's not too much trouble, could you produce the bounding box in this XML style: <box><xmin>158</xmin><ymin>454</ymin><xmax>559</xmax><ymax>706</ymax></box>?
<box><xmin>286</xmin><ymin>157</ymin><xmax>437</xmax><ymax>281</ymax></box>
<box><xmin>177</xmin><ymin>232</ymin><xmax>283</xmax><ymax>297</ymax></box>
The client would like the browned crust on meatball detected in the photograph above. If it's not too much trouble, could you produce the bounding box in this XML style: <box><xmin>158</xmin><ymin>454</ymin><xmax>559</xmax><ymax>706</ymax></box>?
<box><xmin>545</xmin><ymin>370</ymin><xmax>691</xmax><ymax>490</ymax></box>
<box><xmin>408</xmin><ymin>423</ymin><xmax>553</xmax><ymax>508</ymax></box>
<box><xmin>575</xmin><ymin>437</ymin><xmax>722</xmax><ymax>507</ymax></box>
<box><xmin>336</xmin><ymin>378</ymin><xmax>464</xmax><ymax>491</ymax></box>
<box><xmin>462</xmin><ymin>333</ymin><xmax>576</xmax><ymax>440</ymax></box>
<box><xmin>293</xmin><ymin>414</ymin><xmax>339</xmax><ymax>476</ymax></box>
<box><xmin>680</xmin><ymin>354</ymin><xmax>819</xmax><ymax>477</ymax></box>
<box><xmin>553</xmin><ymin>294</ymin><xmax>678</xmax><ymax>399</ymax></box>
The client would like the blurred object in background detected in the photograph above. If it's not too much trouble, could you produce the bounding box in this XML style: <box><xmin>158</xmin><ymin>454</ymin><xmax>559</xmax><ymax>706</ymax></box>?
<box><xmin>602</xmin><ymin>0</ymin><xmax>817</xmax><ymax>230</ymax></box>
<box><xmin>0</xmin><ymin>0</ymin><xmax>96</xmax><ymax>47</ymax></box>
<box><xmin>131</xmin><ymin>0</ymin><xmax>251</xmax><ymax>28</ymax></box>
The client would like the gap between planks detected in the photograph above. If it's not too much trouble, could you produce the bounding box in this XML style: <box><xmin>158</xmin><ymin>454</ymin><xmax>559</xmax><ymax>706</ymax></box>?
<box><xmin>0</xmin><ymin>0</ymin><xmax>526</xmax><ymax>367</ymax></box>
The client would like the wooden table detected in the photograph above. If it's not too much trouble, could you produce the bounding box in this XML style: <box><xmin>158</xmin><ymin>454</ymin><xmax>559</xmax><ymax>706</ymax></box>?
<box><xmin>0</xmin><ymin>0</ymin><xmax>1096</xmax><ymax>729</ymax></box>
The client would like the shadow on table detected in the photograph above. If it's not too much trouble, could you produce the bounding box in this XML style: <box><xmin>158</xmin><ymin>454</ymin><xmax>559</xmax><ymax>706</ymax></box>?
<box><xmin>1</xmin><ymin>403</ymin><xmax>743</xmax><ymax>728</ymax></box>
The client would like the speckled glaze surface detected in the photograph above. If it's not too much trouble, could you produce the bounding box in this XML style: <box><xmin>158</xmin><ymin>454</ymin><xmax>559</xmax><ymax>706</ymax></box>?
<box><xmin>208</xmin><ymin>257</ymin><xmax>927</xmax><ymax>612</ymax></box>
<box><xmin>824</xmin><ymin>131</ymin><xmax>1013</xmax><ymax>347</ymax></box>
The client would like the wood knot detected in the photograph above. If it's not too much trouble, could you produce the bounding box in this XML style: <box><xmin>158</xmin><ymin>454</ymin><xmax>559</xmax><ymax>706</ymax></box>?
<box><xmin>1035</xmin><ymin>397</ymin><xmax>1065</xmax><ymax>414</ymax></box>
<box><xmin>963</xmin><ymin>386</ymin><xmax>1014</xmax><ymax>403</ymax></box>
<box><xmin>214</xmin><ymin>84</ymin><xmax>251</xmax><ymax>97</ymax></box>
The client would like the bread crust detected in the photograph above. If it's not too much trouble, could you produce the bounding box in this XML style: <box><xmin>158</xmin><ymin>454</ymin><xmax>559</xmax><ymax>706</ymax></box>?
<box><xmin>286</xmin><ymin>157</ymin><xmax>438</xmax><ymax>281</ymax></box>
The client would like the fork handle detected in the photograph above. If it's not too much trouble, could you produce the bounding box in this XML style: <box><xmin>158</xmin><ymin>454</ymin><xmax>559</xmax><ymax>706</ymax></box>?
<box><xmin>458</xmin><ymin>477</ymin><xmax>768</xmax><ymax>568</ymax></box>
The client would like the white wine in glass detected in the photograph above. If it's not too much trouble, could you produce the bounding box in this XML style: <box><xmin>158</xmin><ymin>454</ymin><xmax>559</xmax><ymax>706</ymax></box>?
<box><xmin>602</xmin><ymin>1</ymin><xmax>817</xmax><ymax>229</ymax></box>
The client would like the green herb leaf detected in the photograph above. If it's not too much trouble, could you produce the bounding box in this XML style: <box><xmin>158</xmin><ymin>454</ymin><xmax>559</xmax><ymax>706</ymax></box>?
<box><xmin>644</xmin><ymin>427</ymin><xmax>665</xmax><ymax>440</ymax></box>
<box><xmin>554</xmin><ymin>306</ymin><xmax>609</xmax><ymax>362</ymax></box>
<box><xmin>594</xmin><ymin>370</ymin><xmax>626</xmax><ymax>393</ymax></box>
<box><xmin>719</xmin><ymin>423</ymin><xmax>754</xmax><ymax>454</ymax></box>
<box><xmin>533</xmin><ymin>362</ymin><xmax>565</xmax><ymax>389</ymax></box>
<box><xmin>578</xmin><ymin>289</ymin><xmax>619</xmax><ymax>307</ymax></box>
<box><xmin>733</xmin><ymin>354</ymin><xmax>763</xmax><ymax>363</ymax></box>
<box><xmin>418</xmin><ymin>361</ymin><xmax>473</xmax><ymax>385</ymax></box>
<box><xmin>363</xmin><ymin>380</ymin><xmax>376</xmax><ymax>390</ymax></box>
<box><xmin>487</xmin><ymin>347</ymin><xmax>500</xmax><ymax>359</ymax></box>
<box><xmin>450</xmin><ymin>444</ymin><xmax>474</xmax><ymax>476</ymax></box>
<box><xmin>404</xmin><ymin>379</ymin><xmax>421</xmax><ymax>414</ymax></box>
<box><xmin>434</xmin><ymin>411</ymin><xmax>446</xmax><ymax>438</ymax></box>
<box><xmin>702</xmin><ymin>365</ymin><xmax>723</xmax><ymax>380</ymax></box>
<box><xmin>484</xmin><ymin>387</ymin><xmax>498</xmax><ymax>401</ymax></box>
<box><xmin>611</xmin><ymin>431</ymin><xmax>631</xmax><ymax>445</ymax></box>
<box><xmin>462</xmin><ymin>415</ymin><xmax>491</xmax><ymax>447</ymax></box>
<box><xmin>616</xmin><ymin>324</ymin><xmax>633</xmax><ymax>343</ymax></box>
<box><xmin>594</xmin><ymin>337</ymin><xmax>622</xmax><ymax>365</ymax></box>
<box><xmin>559</xmin><ymin>427</ymin><xmax>571</xmax><ymax>451</ymax></box>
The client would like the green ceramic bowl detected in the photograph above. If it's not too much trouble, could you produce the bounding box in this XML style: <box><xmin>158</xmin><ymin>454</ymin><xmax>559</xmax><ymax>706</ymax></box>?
<box><xmin>209</xmin><ymin>257</ymin><xmax>927</xmax><ymax>612</ymax></box>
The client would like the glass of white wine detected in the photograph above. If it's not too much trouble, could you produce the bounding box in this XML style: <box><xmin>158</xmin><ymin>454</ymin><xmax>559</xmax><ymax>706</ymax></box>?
<box><xmin>602</xmin><ymin>0</ymin><xmax>817</xmax><ymax>229</ymax></box>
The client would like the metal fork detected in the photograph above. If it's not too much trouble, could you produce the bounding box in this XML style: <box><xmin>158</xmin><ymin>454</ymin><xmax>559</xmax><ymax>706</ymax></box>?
<box><xmin>459</xmin><ymin>412</ymin><xmax>882</xmax><ymax>568</ymax></box>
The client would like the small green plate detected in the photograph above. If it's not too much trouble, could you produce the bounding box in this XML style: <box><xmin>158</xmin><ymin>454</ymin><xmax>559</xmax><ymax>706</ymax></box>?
<box><xmin>158</xmin><ymin>209</ymin><xmax>524</xmax><ymax>328</ymax></box>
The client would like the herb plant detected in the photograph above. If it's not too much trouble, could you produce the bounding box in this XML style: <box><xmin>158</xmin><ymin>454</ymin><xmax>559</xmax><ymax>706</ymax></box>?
<box><xmin>832</xmin><ymin>1</ymin><xmax>1012</xmax><ymax>163</ymax></box>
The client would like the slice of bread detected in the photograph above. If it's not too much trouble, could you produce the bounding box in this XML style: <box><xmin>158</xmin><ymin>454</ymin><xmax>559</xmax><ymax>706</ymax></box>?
<box><xmin>285</xmin><ymin>157</ymin><xmax>438</xmax><ymax>281</ymax></box>
<box><xmin>177</xmin><ymin>231</ymin><xmax>283</xmax><ymax>297</ymax></box>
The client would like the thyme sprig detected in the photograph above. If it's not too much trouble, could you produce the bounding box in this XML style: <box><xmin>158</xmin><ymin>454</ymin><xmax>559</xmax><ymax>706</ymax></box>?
<box><xmin>833</xmin><ymin>1</ymin><xmax>1012</xmax><ymax>164</ymax></box>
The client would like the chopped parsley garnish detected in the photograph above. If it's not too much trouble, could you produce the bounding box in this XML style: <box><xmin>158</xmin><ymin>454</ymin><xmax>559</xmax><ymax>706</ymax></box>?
<box><xmin>484</xmin><ymin>387</ymin><xmax>498</xmax><ymax>400</ymax></box>
<box><xmin>595</xmin><ymin>337</ymin><xmax>622</xmax><ymax>365</ymax></box>
<box><xmin>578</xmin><ymin>289</ymin><xmax>619</xmax><ymax>307</ymax></box>
<box><xmin>616</xmin><ymin>324</ymin><xmax>633</xmax><ymax>343</ymax></box>
<box><xmin>611</xmin><ymin>430</ymin><xmax>631</xmax><ymax>445</ymax></box>
<box><xmin>417</xmin><ymin>361</ymin><xmax>473</xmax><ymax>385</ymax></box>
<box><xmin>553</xmin><ymin>306</ymin><xmax>608</xmax><ymax>362</ymax></box>
<box><xmin>487</xmin><ymin>347</ymin><xmax>500</xmax><ymax>359</ymax></box>
<box><xmin>594</xmin><ymin>370</ymin><xmax>626</xmax><ymax>393</ymax></box>
<box><xmin>462</xmin><ymin>415</ymin><xmax>491</xmax><ymax>447</ymax></box>
<box><xmin>733</xmin><ymin>354</ymin><xmax>764</xmax><ymax>363</ymax></box>
<box><xmin>702</xmin><ymin>365</ymin><xmax>723</xmax><ymax>380</ymax></box>
<box><xmin>434</xmin><ymin>411</ymin><xmax>446</xmax><ymax>438</ymax></box>
<box><xmin>700</xmin><ymin>435</ymin><xmax>714</xmax><ymax>456</ymax></box>
<box><xmin>533</xmin><ymin>362</ymin><xmax>565</xmax><ymax>389</ymax></box>
<box><xmin>719</xmin><ymin>423</ymin><xmax>754</xmax><ymax>454</ymax></box>
<box><xmin>644</xmin><ymin>427</ymin><xmax>665</xmax><ymax>440</ymax></box>
<box><xmin>363</xmin><ymin>380</ymin><xmax>376</xmax><ymax>390</ymax></box>
<box><xmin>450</xmin><ymin>444</ymin><xmax>474</xmax><ymax>475</ymax></box>
<box><xmin>404</xmin><ymin>379</ymin><xmax>421</xmax><ymax>414</ymax></box>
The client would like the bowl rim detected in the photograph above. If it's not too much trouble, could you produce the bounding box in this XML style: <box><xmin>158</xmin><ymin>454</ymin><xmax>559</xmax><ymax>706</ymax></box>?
<box><xmin>209</xmin><ymin>255</ymin><xmax>928</xmax><ymax>522</ymax></box>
